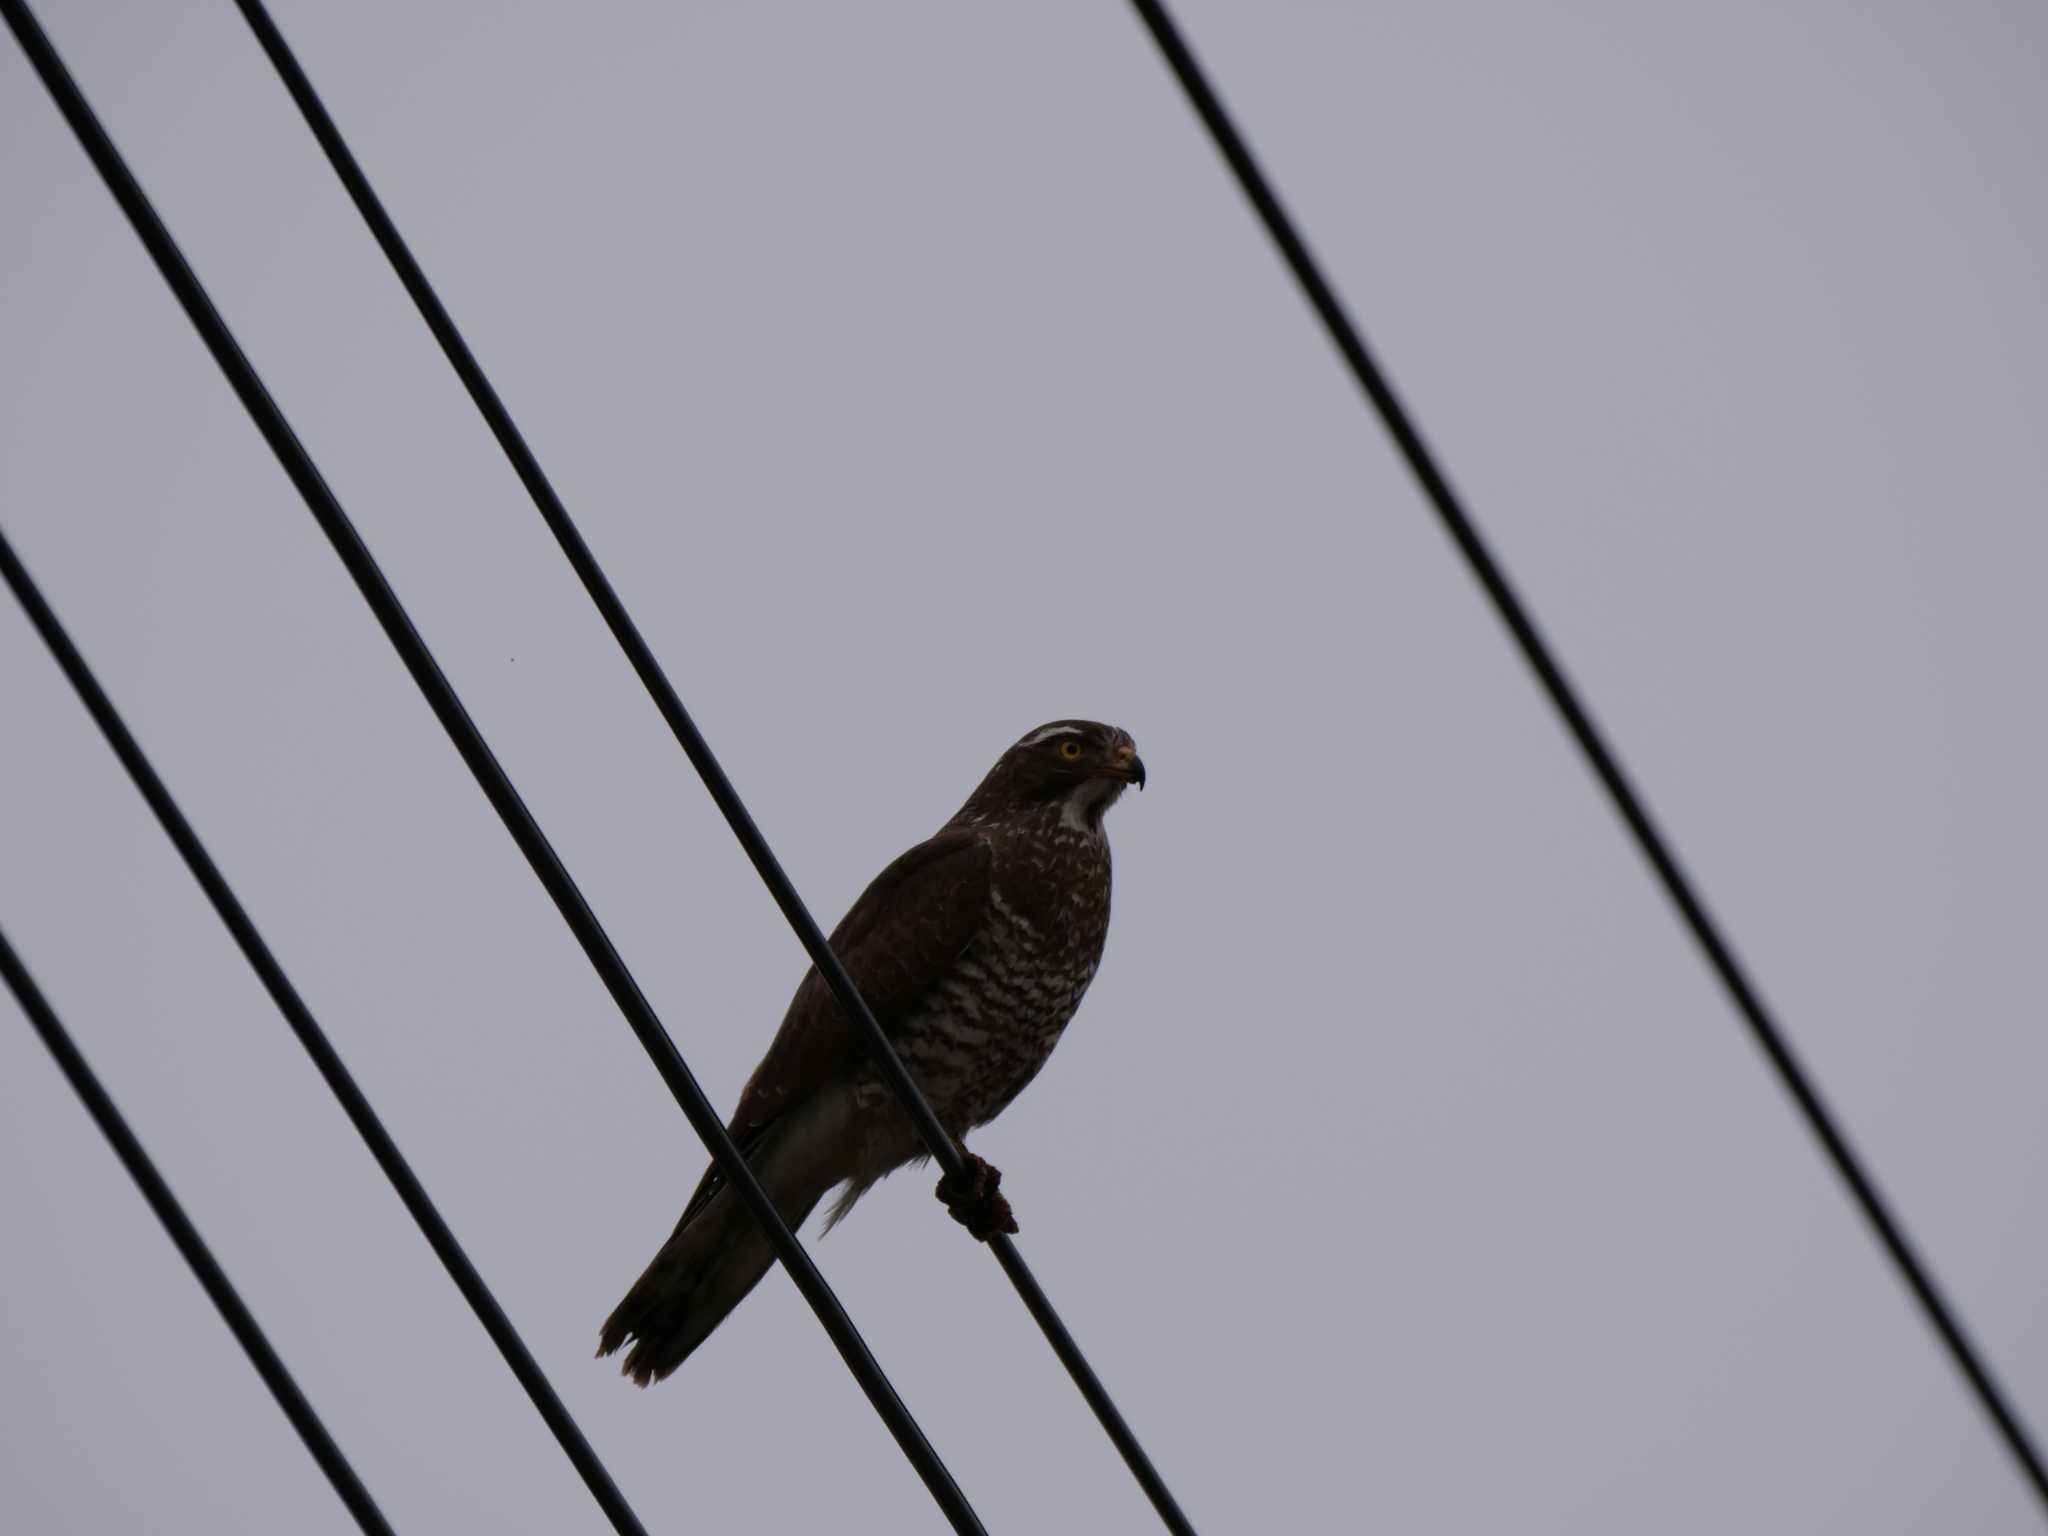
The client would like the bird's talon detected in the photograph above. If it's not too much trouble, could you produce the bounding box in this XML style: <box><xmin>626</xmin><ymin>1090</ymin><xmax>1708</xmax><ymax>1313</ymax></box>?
<box><xmin>938</xmin><ymin>1153</ymin><xmax>1018</xmax><ymax>1241</ymax></box>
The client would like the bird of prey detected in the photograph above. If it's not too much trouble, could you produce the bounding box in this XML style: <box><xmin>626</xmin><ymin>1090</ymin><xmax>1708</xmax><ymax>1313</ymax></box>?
<box><xmin>599</xmin><ymin>719</ymin><xmax>1145</xmax><ymax>1384</ymax></box>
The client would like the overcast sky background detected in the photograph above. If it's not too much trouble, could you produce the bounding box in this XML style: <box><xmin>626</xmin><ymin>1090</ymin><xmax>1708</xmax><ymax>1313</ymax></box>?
<box><xmin>3</xmin><ymin>2</ymin><xmax>2044</xmax><ymax>1531</ymax></box>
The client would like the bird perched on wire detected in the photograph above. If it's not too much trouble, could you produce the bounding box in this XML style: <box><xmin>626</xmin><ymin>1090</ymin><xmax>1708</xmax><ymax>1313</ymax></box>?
<box><xmin>599</xmin><ymin>719</ymin><xmax>1145</xmax><ymax>1385</ymax></box>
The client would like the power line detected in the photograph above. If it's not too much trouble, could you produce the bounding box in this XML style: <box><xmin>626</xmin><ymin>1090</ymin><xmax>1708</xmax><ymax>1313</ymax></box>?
<box><xmin>0</xmin><ymin>525</ymin><xmax>649</xmax><ymax>1536</ymax></box>
<box><xmin>228</xmin><ymin>6</ymin><xmax>1199</xmax><ymax>1531</ymax></box>
<box><xmin>0</xmin><ymin>928</ymin><xmax>397</xmax><ymax>1536</ymax></box>
<box><xmin>1122</xmin><ymin>0</ymin><xmax>2048</xmax><ymax>1516</ymax></box>
<box><xmin>0</xmin><ymin>5</ymin><xmax>984</xmax><ymax>1532</ymax></box>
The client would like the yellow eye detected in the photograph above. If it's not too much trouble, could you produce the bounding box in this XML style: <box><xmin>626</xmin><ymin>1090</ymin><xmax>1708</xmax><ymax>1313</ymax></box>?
<box><xmin>1057</xmin><ymin>739</ymin><xmax>1084</xmax><ymax>761</ymax></box>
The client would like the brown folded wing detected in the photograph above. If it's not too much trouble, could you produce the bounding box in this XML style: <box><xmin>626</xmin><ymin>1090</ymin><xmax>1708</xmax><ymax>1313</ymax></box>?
<box><xmin>675</xmin><ymin>829</ymin><xmax>992</xmax><ymax>1225</ymax></box>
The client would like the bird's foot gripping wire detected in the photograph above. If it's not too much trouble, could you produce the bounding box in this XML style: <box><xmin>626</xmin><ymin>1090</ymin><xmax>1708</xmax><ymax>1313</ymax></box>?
<box><xmin>936</xmin><ymin>1151</ymin><xmax>1018</xmax><ymax>1241</ymax></box>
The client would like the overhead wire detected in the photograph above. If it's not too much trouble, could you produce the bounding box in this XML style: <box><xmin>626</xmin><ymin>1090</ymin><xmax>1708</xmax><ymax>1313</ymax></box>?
<box><xmin>228</xmin><ymin>5</ymin><xmax>1198</xmax><ymax>1531</ymax></box>
<box><xmin>0</xmin><ymin>4</ymin><xmax>984</xmax><ymax>1532</ymax></box>
<box><xmin>0</xmin><ymin>927</ymin><xmax>397</xmax><ymax>1536</ymax></box>
<box><xmin>0</xmin><ymin>524</ymin><xmax>650</xmax><ymax>1536</ymax></box>
<box><xmin>1122</xmin><ymin>0</ymin><xmax>2048</xmax><ymax>1516</ymax></box>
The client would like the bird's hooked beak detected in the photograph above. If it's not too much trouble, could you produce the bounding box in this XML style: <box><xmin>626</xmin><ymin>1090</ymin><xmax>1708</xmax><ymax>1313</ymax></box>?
<box><xmin>1105</xmin><ymin>738</ymin><xmax>1146</xmax><ymax>791</ymax></box>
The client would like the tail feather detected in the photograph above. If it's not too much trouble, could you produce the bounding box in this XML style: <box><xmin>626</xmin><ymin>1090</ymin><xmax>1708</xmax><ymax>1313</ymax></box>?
<box><xmin>598</xmin><ymin>1184</ymin><xmax>824</xmax><ymax>1385</ymax></box>
<box><xmin>599</xmin><ymin>1097</ymin><xmax>848</xmax><ymax>1384</ymax></box>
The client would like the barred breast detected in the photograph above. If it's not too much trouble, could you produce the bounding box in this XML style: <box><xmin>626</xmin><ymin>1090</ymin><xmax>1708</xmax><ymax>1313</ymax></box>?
<box><xmin>884</xmin><ymin>811</ymin><xmax>1112</xmax><ymax>1132</ymax></box>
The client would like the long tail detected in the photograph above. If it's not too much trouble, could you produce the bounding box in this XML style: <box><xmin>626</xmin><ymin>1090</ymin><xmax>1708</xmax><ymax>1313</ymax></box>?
<box><xmin>598</xmin><ymin>1103</ymin><xmax>844</xmax><ymax>1385</ymax></box>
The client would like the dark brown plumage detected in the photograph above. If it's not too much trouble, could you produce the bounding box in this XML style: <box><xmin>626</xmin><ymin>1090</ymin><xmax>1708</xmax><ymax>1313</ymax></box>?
<box><xmin>598</xmin><ymin>719</ymin><xmax>1144</xmax><ymax>1384</ymax></box>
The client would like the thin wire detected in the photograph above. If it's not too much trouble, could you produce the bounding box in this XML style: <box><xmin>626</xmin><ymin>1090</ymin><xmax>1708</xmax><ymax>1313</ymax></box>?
<box><xmin>0</xmin><ymin>526</ymin><xmax>648</xmax><ymax>1536</ymax></box>
<box><xmin>1123</xmin><ymin>0</ymin><xmax>2048</xmax><ymax>1515</ymax></box>
<box><xmin>0</xmin><ymin>928</ymin><xmax>398</xmax><ymax>1536</ymax></box>
<box><xmin>229</xmin><ymin>7</ymin><xmax>1199</xmax><ymax>1531</ymax></box>
<box><xmin>0</xmin><ymin>6</ymin><xmax>984</xmax><ymax>1530</ymax></box>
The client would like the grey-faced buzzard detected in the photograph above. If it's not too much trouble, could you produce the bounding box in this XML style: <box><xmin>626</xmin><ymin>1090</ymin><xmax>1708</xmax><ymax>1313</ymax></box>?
<box><xmin>599</xmin><ymin>719</ymin><xmax>1145</xmax><ymax>1384</ymax></box>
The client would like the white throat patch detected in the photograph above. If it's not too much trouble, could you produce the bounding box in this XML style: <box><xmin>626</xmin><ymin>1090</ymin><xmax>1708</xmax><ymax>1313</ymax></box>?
<box><xmin>1060</xmin><ymin>778</ymin><xmax>1118</xmax><ymax>836</ymax></box>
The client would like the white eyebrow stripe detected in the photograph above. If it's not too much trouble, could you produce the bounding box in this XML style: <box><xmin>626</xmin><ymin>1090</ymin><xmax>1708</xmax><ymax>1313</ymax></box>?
<box><xmin>1018</xmin><ymin>724</ymin><xmax>1084</xmax><ymax>747</ymax></box>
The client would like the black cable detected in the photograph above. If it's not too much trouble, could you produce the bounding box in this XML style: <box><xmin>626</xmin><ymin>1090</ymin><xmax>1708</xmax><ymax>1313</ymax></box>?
<box><xmin>228</xmin><ymin>7</ymin><xmax>1199</xmax><ymax>1531</ymax></box>
<box><xmin>0</xmin><ymin>527</ymin><xmax>648</xmax><ymax>1536</ymax></box>
<box><xmin>1123</xmin><ymin>0</ymin><xmax>2048</xmax><ymax>1515</ymax></box>
<box><xmin>0</xmin><ymin>928</ymin><xmax>397</xmax><ymax>1536</ymax></box>
<box><xmin>0</xmin><ymin>6</ymin><xmax>984</xmax><ymax>1531</ymax></box>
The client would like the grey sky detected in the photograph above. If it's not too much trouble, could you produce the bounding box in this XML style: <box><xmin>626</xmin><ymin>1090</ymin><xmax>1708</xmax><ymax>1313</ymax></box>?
<box><xmin>3</xmin><ymin>1</ymin><xmax>2044</xmax><ymax>1530</ymax></box>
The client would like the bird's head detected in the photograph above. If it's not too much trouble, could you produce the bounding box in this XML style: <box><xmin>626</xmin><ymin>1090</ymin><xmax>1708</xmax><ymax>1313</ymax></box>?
<box><xmin>955</xmin><ymin>720</ymin><xmax>1145</xmax><ymax>833</ymax></box>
